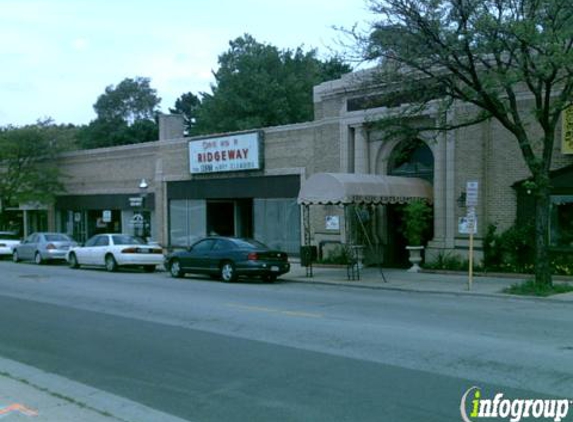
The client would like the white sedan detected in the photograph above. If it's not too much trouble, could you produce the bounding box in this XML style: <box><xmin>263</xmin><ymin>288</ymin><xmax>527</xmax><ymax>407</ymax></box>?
<box><xmin>67</xmin><ymin>234</ymin><xmax>164</xmax><ymax>272</ymax></box>
<box><xmin>0</xmin><ymin>231</ymin><xmax>20</xmax><ymax>257</ymax></box>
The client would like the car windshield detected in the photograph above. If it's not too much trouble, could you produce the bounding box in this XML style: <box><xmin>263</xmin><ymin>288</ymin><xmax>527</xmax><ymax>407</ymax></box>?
<box><xmin>0</xmin><ymin>233</ymin><xmax>19</xmax><ymax>240</ymax></box>
<box><xmin>45</xmin><ymin>234</ymin><xmax>72</xmax><ymax>242</ymax></box>
<box><xmin>232</xmin><ymin>239</ymin><xmax>268</xmax><ymax>249</ymax></box>
<box><xmin>112</xmin><ymin>235</ymin><xmax>146</xmax><ymax>245</ymax></box>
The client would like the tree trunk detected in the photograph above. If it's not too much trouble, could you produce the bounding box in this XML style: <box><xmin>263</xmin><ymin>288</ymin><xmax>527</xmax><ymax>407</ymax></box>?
<box><xmin>534</xmin><ymin>184</ymin><xmax>552</xmax><ymax>287</ymax></box>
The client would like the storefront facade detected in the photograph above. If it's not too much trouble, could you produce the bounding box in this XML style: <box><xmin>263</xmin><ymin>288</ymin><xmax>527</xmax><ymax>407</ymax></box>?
<box><xmin>40</xmin><ymin>70</ymin><xmax>573</xmax><ymax>264</ymax></box>
<box><xmin>55</xmin><ymin>193</ymin><xmax>156</xmax><ymax>244</ymax></box>
<box><xmin>1</xmin><ymin>204</ymin><xmax>49</xmax><ymax>238</ymax></box>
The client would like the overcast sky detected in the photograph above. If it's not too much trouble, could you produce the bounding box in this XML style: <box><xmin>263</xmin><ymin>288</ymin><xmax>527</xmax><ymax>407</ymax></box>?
<box><xmin>0</xmin><ymin>0</ymin><xmax>373</xmax><ymax>127</ymax></box>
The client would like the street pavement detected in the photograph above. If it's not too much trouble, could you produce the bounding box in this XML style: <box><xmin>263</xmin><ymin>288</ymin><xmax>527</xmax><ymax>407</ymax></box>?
<box><xmin>0</xmin><ymin>262</ymin><xmax>573</xmax><ymax>422</ymax></box>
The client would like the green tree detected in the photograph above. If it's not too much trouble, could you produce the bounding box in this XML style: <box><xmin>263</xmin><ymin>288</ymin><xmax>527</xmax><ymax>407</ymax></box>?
<box><xmin>170</xmin><ymin>92</ymin><xmax>201</xmax><ymax>135</ymax></box>
<box><xmin>188</xmin><ymin>34</ymin><xmax>351</xmax><ymax>134</ymax></box>
<box><xmin>80</xmin><ymin>77</ymin><xmax>160</xmax><ymax>149</ymax></box>
<box><xmin>78</xmin><ymin>118</ymin><xmax>158</xmax><ymax>149</ymax></box>
<box><xmin>41</xmin><ymin>120</ymin><xmax>81</xmax><ymax>152</ymax></box>
<box><xmin>94</xmin><ymin>77</ymin><xmax>161</xmax><ymax>124</ymax></box>
<box><xmin>0</xmin><ymin>122</ymin><xmax>66</xmax><ymax>225</ymax></box>
<box><xmin>355</xmin><ymin>0</ymin><xmax>573</xmax><ymax>287</ymax></box>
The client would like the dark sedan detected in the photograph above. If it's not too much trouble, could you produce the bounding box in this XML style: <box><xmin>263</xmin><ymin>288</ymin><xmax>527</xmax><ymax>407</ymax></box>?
<box><xmin>165</xmin><ymin>237</ymin><xmax>290</xmax><ymax>282</ymax></box>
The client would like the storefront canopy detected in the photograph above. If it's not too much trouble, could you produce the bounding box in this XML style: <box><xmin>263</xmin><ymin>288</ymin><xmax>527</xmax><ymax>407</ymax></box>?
<box><xmin>297</xmin><ymin>173</ymin><xmax>433</xmax><ymax>205</ymax></box>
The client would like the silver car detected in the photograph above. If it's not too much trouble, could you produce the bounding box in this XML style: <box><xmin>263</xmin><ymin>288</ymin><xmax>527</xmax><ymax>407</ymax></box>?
<box><xmin>13</xmin><ymin>232</ymin><xmax>77</xmax><ymax>264</ymax></box>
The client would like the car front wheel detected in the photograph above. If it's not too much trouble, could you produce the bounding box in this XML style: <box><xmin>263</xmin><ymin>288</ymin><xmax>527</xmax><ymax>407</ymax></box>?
<box><xmin>12</xmin><ymin>250</ymin><xmax>20</xmax><ymax>263</ymax></box>
<box><xmin>169</xmin><ymin>259</ymin><xmax>184</xmax><ymax>278</ymax></box>
<box><xmin>68</xmin><ymin>253</ymin><xmax>80</xmax><ymax>269</ymax></box>
<box><xmin>220</xmin><ymin>261</ymin><xmax>237</xmax><ymax>282</ymax></box>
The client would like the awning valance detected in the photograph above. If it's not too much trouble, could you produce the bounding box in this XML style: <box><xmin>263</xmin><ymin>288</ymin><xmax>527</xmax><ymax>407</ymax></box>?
<box><xmin>297</xmin><ymin>173</ymin><xmax>433</xmax><ymax>205</ymax></box>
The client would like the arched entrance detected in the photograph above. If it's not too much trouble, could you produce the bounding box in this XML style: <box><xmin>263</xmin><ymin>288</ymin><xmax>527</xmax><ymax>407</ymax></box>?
<box><xmin>386</xmin><ymin>139</ymin><xmax>435</xmax><ymax>267</ymax></box>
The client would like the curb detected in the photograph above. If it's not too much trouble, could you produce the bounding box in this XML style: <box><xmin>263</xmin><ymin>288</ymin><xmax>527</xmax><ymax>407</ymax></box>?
<box><xmin>421</xmin><ymin>269</ymin><xmax>573</xmax><ymax>282</ymax></box>
<box><xmin>0</xmin><ymin>357</ymin><xmax>189</xmax><ymax>422</ymax></box>
<box><xmin>283</xmin><ymin>276</ymin><xmax>573</xmax><ymax>305</ymax></box>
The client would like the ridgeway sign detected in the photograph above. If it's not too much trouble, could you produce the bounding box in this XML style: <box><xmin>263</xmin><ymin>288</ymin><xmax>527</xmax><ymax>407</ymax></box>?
<box><xmin>189</xmin><ymin>132</ymin><xmax>262</xmax><ymax>174</ymax></box>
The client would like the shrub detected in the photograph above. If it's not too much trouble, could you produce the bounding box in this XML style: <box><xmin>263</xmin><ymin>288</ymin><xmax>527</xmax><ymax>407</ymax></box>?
<box><xmin>503</xmin><ymin>279</ymin><xmax>573</xmax><ymax>297</ymax></box>
<box><xmin>424</xmin><ymin>251</ymin><xmax>481</xmax><ymax>271</ymax></box>
<box><xmin>318</xmin><ymin>245</ymin><xmax>350</xmax><ymax>265</ymax></box>
<box><xmin>484</xmin><ymin>223</ymin><xmax>573</xmax><ymax>275</ymax></box>
<box><xmin>402</xmin><ymin>200</ymin><xmax>432</xmax><ymax>246</ymax></box>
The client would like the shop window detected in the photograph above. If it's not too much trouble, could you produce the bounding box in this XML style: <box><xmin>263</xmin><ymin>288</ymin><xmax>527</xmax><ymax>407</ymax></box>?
<box><xmin>169</xmin><ymin>200</ymin><xmax>206</xmax><ymax>247</ymax></box>
<box><xmin>550</xmin><ymin>195</ymin><xmax>573</xmax><ymax>248</ymax></box>
<box><xmin>254</xmin><ymin>198</ymin><xmax>300</xmax><ymax>255</ymax></box>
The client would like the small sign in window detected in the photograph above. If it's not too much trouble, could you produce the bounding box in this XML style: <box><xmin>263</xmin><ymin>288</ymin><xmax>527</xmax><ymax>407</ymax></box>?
<box><xmin>326</xmin><ymin>216</ymin><xmax>340</xmax><ymax>231</ymax></box>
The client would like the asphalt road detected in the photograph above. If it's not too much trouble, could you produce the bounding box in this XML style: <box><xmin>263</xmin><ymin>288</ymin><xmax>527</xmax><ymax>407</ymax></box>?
<box><xmin>0</xmin><ymin>260</ymin><xmax>571</xmax><ymax>421</ymax></box>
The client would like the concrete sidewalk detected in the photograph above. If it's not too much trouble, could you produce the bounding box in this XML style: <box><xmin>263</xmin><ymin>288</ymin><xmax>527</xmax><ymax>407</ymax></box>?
<box><xmin>0</xmin><ymin>358</ymin><xmax>188</xmax><ymax>422</ymax></box>
<box><xmin>284</xmin><ymin>263</ymin><xmax>573</xmax><ymax>302</ymax></box>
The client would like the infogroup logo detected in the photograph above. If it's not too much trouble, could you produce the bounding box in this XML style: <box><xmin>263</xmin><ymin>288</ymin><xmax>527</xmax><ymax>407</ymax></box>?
<box><xmin>460</xmin><ymin>386</ymin><xmax>572</xmax><ymax>422</ymax></box>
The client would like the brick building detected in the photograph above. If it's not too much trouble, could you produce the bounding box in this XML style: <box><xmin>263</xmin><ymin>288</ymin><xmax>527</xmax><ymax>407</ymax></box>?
<box><xmin>35</xmin><ymin>69</ymin><xmax>573</xmax><ymax>265</ymax></box>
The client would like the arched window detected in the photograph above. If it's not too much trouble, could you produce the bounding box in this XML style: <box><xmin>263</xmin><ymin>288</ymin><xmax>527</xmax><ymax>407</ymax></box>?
<box><xmin>388</xmin><ymin>139</ymin><xmax>434</xmax><ymax>183</ymax></box>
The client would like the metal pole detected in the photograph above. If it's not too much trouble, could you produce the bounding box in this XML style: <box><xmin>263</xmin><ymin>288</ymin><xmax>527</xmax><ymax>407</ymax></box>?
<box><xmin>468</xmin><ymin>230</ymin><xmax>474</xmax><ymax>290</ymax></box>
<box><xmin>467</xmin><ymin>206</ymin><xmax>476</xmax><ymax>291</ymax></box>
<box><xmin>303</xmin><ymin>204</ymin><xmax>313</xmax><ymax>278</ymax></box>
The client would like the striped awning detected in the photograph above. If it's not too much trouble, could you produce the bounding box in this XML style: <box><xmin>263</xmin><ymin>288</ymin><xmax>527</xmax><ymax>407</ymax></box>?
<box><xmin>297</xmin><ymin>173</ymin><xmax>433</xmax><ymax>205</ymax></box>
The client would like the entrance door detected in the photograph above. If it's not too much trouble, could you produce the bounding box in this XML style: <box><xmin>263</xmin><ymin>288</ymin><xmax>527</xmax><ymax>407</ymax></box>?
<box><xmin>207</xmin><ymin>201</ymin><xmax>235</xmax><ymax>236</ymax></box>
<box><xmin>386</xmin><ymin>205</ymin><xmax>410</xmax><ymax>268</ymax></box>
<box><xmin>206</xmin><ymin>200</ymin><xmax>254</xmax><ymax>238</ymax></box>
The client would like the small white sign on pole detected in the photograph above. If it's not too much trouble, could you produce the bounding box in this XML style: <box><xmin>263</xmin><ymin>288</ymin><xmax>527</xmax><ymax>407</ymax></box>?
<box><xmin>466</xmin><ymin>181</ymin><xmax>479</xmax><ymax>207</ymax></box>
<box><xmin>458</xmin><ymin>215</ymin><xmax>477</xmax><ymax>234</ymax></box>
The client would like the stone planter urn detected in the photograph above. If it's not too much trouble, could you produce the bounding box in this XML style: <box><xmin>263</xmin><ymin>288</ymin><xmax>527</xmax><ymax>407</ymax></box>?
<box><xmin>402</xmin><ymin>200</ymin><xmax>432</xmax><ymax>273</ymax></box>
<box><xmin>406</xmin><ymin>245</ymin><xmax>424</xmax><ymax>273</ymax></box>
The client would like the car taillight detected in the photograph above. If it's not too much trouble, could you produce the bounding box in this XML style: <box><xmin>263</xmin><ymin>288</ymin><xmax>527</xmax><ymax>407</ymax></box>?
<box><xmin>121</xmin><ymin>248</ymin><xmax>137</xmax><ymax>253</ymax></box>
<box><xmin>247</xmin><ymin>252</ymin><xmax>259</xmax><ymax>261</ymax></box>
<box><xmin>0</xmin><ymin>243</ymin><xmax>5</xmax><ymax>247</ymax></box>
<box><xmin>46</xmin><ymin>243</ymin><xmax>56</xmax><ymax>250</ymax></box>
<box><xmin>152</xmin><ymin>248</ymin><xmax>164</xmax><ymax>254</ymax></box>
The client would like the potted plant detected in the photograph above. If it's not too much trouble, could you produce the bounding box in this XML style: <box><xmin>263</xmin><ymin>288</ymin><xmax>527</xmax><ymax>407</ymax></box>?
<box><xmin>402</xmin><ymin>200</ymin><xmax>432</xmax><ymax>272</ymax></box>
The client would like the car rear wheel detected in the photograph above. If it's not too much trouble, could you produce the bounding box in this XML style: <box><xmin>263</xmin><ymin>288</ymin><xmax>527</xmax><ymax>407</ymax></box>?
<box><xmin>68</xmin><ymin>253</ymin><xmax>80</xmax><ymax>269</ymax></box>
<box><xmin>220</xmin><ymin>261</ymin><xmax>237</xmax><ymax>282</ymax></box>
<box><xmin>169</xmin><ymin>259</ymin><xmax>184</xmax><ymax>278</ymax></box>
<box><xmin>105</xmin><ymin>254</ymin><xmax>118</xmax><ymax>272</ymax></box>
<box><xmin>34</xmin><ymin>252</ymin><xmax>44</xmax><ymax>265</ymax></box>
<box><xmin>12</xmin><ymin>250</ymin><xmax>20</xmax><ymax>263</ymax></box>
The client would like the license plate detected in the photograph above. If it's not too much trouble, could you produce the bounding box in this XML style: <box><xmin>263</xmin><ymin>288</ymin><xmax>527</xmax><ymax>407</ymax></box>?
<box><xmin>138</xmin><ymin>249</ymin><xmax>151</xmax><ymax>254</ymax></box>
<box><xmin>271</xmin><ymin>266</ymin><xmax>280</xmax><ymax>272</ymax></box>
